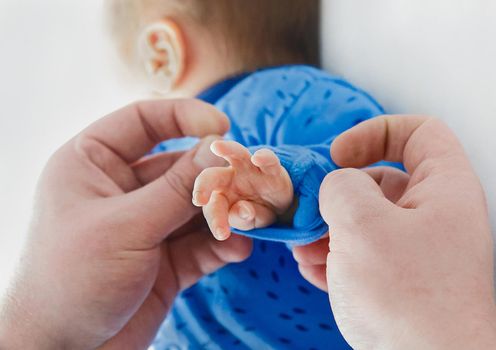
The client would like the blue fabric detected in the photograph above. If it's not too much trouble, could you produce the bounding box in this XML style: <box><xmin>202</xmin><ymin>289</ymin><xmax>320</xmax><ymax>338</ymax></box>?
<box><xmin>151</xmin><ymin>65</ymin><xmax>391</xmax><ymax>349</ymax></box>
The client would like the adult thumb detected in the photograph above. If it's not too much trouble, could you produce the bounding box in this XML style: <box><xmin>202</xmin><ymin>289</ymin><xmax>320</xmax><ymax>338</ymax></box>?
<box><xmin>117</xmin><ymin>136</ymin><xmax>225</xmax><ymax>247</ymax></box>
<box><xmin>319</xmin><ymin>168</ymin><xmax>395</xmax><ymax>230</ymax></box>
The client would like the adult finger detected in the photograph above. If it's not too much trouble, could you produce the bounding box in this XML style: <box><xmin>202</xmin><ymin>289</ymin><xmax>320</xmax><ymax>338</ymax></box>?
<box><xmin>363</xmin><ymin>166</ymin><xmax>410</xmax><ymax>204</ymax></box>
<box><xmin>293</xmin><ymin>235</ymin><xmax>329</xmax><ymax>266</ymax></box>
<box><xmin>330</xmin><ymin>116</ymin><xmax>468</xmax><ymax>176</ymax></box>
<box><xmin>161</xmin><ymin>230</ymin><xmax>253</xmax><ymax>292</ymax></box>
<box><xmin>319</xmin><ymin>168</ymin><xmax>395</xmax><ymax>228</ymax></box>
<box><xmin>78</xmin><ymin>99</ymin><xmax>230</xmax><ymax>164</ymax></box>
<box><xmin>298</xmin><ymin>264</ymin><xmax>327</xmax><ymax>292</ymax></box>
<box><xmin>132</xmin><ymin>151</ymin><xmax>185</xmax><ymax>185</ymax></box>
<box><xmin>116</xmin><ymin>136</ymin><xmax>226</xmax><ymax>247</ymax></box>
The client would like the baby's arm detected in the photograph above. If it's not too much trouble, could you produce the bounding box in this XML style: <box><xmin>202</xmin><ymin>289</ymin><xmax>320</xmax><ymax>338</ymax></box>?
<box><xmin>193</xmin><ymin>140</ymin><xmax>293</xmax><ymax>240</ymax></box>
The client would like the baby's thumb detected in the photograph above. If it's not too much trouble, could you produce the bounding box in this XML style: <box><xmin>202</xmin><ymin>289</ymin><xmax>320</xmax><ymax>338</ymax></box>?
<box><xmin>319</xmin><ymin>168</ymin><xmax>394</xmax><ymax>231</ymax></box>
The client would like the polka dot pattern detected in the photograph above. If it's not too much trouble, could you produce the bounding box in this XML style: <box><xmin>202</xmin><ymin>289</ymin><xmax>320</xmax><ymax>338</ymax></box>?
<box><xmin>152</xmin><ymin>66</ymin><xmax>387</xmax><ymax>349</ymax></box>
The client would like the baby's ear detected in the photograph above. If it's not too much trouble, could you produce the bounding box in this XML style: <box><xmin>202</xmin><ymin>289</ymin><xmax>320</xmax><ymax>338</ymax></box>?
<box><xmin>138</xmin><ymin>19</ymin><xmax>186</xmax><ymax>94</ymax></box>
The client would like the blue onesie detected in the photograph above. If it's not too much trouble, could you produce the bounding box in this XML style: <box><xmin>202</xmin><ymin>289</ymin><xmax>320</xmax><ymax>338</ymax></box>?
<box><xmin>151</xmin><ymin>65</ymin><xmax>385</xmax><ymax>350</ymax></box>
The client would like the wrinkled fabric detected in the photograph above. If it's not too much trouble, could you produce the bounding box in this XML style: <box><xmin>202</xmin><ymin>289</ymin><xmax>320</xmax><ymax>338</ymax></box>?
<box><xmin>151</xmin><ymin>65</ymin><xmax>389</xmax><ymax>349</ymax></box>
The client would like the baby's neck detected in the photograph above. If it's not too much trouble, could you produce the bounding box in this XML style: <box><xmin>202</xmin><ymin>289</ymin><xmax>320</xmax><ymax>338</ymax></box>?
<box><xmin>173</xmin><ymin>64</ymin><xmax>246</xmax><ymax>98</ymax></box>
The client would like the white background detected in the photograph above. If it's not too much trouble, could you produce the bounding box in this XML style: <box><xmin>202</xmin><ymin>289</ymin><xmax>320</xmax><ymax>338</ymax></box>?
<box><xmin>0</xmin><ymin>0</ymin><xmax>139</xmax><ymax>293</ymax></box>
<box><xmin>321</xmin><ymin>0</ymin><xmax>496</xmax><ymax>268</ymax></box>
<box><xmin>1</xmin><ymin>0</ymin><xmax>496</xmax><ymax>295</ymax></box>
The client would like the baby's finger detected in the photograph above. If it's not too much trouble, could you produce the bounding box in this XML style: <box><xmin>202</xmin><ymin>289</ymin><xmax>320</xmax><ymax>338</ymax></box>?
<box><xmin>228</xmin><ymin>200</ymin><xmax>256</xmax><ymax>230</ymax></box>
<box><xmin>228</xmin><ymin>200</ymin><xmax>277</xmax><ymax>230</ymax></box>
<box><xmin>210</xmin><ymin>140</ymin><xmax>252</xmax><ymax>169</ymax></box>
<box><xmin>203</xmin><ymin>191</ymin><xmax>231</xmax><ymax>241</ymax></box>
<box><xmin>193</xmin><ymin>167</ymin><xmax>233</xmax><ymax>206</ymax></box>
<box><xmin>251</xmin><ymin>148</ymin><xmax>282</xmax><ymax>175</ymax></box>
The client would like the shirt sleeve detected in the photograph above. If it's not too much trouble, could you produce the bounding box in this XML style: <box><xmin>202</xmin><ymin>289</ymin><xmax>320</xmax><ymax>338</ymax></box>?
<box><xmin>217</xmin><ymin>66</ymin><xmax>398</xmax><ymax>245</ymax></box>
<box><xmin>236</xmin><ymin>143</ymin><xmax>336</xmax><ymax>245</ymax></box>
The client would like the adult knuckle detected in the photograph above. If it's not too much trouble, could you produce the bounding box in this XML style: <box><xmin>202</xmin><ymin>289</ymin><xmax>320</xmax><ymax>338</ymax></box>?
<box><xmin>163</xmin><ymin>167</ymin><xmax>193</xmax><ymax>202</ymax></box>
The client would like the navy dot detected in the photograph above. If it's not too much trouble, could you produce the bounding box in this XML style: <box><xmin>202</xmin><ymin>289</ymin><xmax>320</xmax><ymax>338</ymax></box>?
<box><xmin>276</xmin><ymin>90</ymin><xmax>286</xmax><ymax>99</ymax></box>
<box><xmin>298</xmin><ymin>285</ymin><xmax>311</xmax><ymax>295</ymax></box>
<box><xmin>279</xmin><ymin>337</ymin><xmax>291</xmax><ymax>344</ymax></box>
<box><xmin>279</xmin><ymin>313</ymin><xmax>292</xmax><ymax>320</ymax></box>
<box><xmin>221</xmin><ymin>285</ymin><xmax>229</xmax><ymax>294</ymax></box>
<box><xmin>182</xmin><ymin>290</ymin><xmax>193</xmax><ymax>298</ymax></box>
<box><xmin>233</xmin><ymin>339</ymin><xmax>242</xmax><ymax>346</ymax></box>
<box><xmin>278</xmin><ymin>256</ymin><xmax>286</xmax><ymax>267</ymax></box>
<box><xmin>233</xmin><ymin>307</ymin><xmax>247</xmax><ymax>314</ymax></box>
<box><xmin>305</xmin><ymin>117</ymin><xmax>314</xmax><ymax>127</ymax></box>
<box><xmin>244</xmin><ymin>326</ymin><xmax>256</xmax><ymax>332</ymax></box>
<box><xmin>175</xmin><ymin>322</ymin><xmax>186</xmax><ymax>330</ymax></box>
<box><xmin>347</xmin><ymin>96</ymin><xmax>357</xmax><ymax>103</ymax></box>
<box><xmin>206</xmin><ymin>273</ymin><xmax>215</xmax><ymax>278</ymax></box>
<box><xmin>205</xmin><ymin>287</ymin><xmax>214</xmax><ymax>294</ymax></box>
<box><xmin>282</xmin><ymin>74</ymin><xmax>288</xmax><ymax>80</ymax></box>
<box><xmin>267</xmin><ymin>291</ymin><xmax>279</xmax><ymax>300</ymax></box>
<box><xmin>293</xmin><ymin>307</ymin><xmax>306</xmax><ymax>314</ymax></box>
<box><xmin>324</xmin><ymin>90</ymin><xmax>332</xmax><ymax>99</ymax></box>
<box><xmin>319</xmin><ymin>323</ymin><xmax>333</xmax><ymax>331</ymax></box>
<box><xmin>296</xmin><ymin>324</ymin><xmax>308</xmax><ymax>332</ymax></box>
<box><xmin>216</xmin><ymin>328</ymin><xmax>228</xmax><ymax>335</ymax></box>
<box><xmin>271</xmin><ymin>270</ymin><xmax>279</xmax><ymax>283</ymax></box>
<box><xmin>260</xmin><ymin>241</ymin><xmax>267</xmax><ymax>253</ymax></box>
<box><xmin>248</xmin><ymin>269</ymin><xmax>259</xmax><ymax>279</ymax></box>
<box><xmin>201</xmin><ymin>315</ymin><xmax>214</xmax><ymax>323</ymax></box>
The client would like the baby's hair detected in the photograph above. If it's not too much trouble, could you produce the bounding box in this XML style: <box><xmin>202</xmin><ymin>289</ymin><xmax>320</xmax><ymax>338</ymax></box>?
<box><xmin>107</xmin><ymin>0</ymin><xmax>320</xmax><ymax>70</ymax></box>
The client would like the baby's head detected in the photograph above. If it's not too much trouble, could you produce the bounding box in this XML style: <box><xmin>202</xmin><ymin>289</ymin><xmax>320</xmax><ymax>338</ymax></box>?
<box><xmin>107</xmin><ymin>0</ymin><xmax>319</xmax><ymax>96</ymax></box>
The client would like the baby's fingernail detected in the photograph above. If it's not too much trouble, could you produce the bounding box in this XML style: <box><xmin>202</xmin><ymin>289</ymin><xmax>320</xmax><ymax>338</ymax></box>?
<box><xmin>192</xmin><ymin>191</ymin><xmax>204</xmax><ymax>206</ymax></box>
<box><xmin>239</xmin><ymin>206</ymin><xmax>252</xmax><ymax>220</ymax></box>
<box><xmin>238</xmin><ymin>203</ymin><xmax>253</xmax><ymax>220</ymax></box>
<box><xmin>214</xmin><ymin>228</ymin><xmax>229</xmax><ymax>241</ymax></box>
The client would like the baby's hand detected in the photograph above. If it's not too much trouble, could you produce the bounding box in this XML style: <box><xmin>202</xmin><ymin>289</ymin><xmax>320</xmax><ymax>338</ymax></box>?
<box><xmin>193</xmin><ymin>140</ymin><xmax>293</xmax><ymax>240</ymax></box>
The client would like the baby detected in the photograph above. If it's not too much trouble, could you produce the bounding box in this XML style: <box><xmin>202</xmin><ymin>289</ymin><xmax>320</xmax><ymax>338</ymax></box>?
<box><xmin>107</xmin><ymin>1</ymin><xmax>388</xmax><ymax>349</ymax></box>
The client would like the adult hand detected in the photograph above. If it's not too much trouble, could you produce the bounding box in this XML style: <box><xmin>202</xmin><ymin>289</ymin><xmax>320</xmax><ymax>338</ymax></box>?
<box><xmin>0</xmin><ymin>99</ymin><xmax>252</xmax><ymax>350</ymax></box>
<box><xmin>293</xmin><ymin>116</ymin><xmax>496</xmax><ymax>349</ymax></box>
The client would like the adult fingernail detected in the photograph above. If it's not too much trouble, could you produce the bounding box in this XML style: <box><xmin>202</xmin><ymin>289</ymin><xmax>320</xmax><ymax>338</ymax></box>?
<box><xmin>193</xmin><ymin>136</ymin><xmax>223</xmax><ymax>169</ymax></box>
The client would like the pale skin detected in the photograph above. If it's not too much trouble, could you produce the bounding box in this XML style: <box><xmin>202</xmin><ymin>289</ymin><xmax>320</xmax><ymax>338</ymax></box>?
<box><xmin>1</xmin><ymin>7</ymin><xmax>494</xmax><ymax>348</ymax></box>
<box><xmin>192</xmin><ymin>141</ymin><xmax>293</xmax><ymax>240</ymax></box>
<box><xmin>293</xmin><ymin>115</ymin><xmax>496</xmax><ymax>349</ymax></box>
<box><xmin>114</xmin><ymin>11</ymin><xmax>298</xmax><ymax>239</ymax></box>
<box><xmin>0</xmin><ymin>106</ymin><xmax>495</xmax><ymax>348</ymax></box>
<box><xmin>0</xmin><ymin>99</ymin><xmax>252</xmax><ymax>350</ymax></box>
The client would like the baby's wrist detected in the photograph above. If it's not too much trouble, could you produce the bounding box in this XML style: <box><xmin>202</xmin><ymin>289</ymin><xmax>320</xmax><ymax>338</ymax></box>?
<box><xmin>277</xmin><ymin>197</ymin><xmax>298</xmax><ymax>226</ymax></box>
